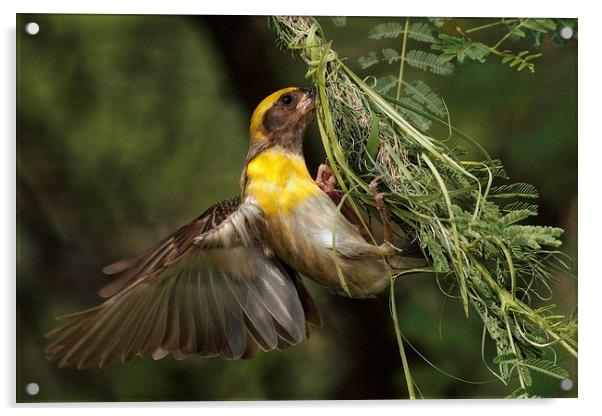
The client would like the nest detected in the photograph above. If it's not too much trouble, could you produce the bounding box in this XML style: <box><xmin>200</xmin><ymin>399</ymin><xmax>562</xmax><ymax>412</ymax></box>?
<box><xmin>269</xmin><ymin>16</ymin><xmax>577</xmax><ymax>397</ymax></box>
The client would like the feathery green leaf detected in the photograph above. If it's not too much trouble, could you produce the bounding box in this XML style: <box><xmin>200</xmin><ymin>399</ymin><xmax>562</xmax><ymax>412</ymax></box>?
<box><xmin>358</xmin><ymin>51</ymin><xmax>380</xmax><ymax>69</ymax></box>
<box><xmin>405</xmin><ymin>49</ymin><xmax>455</xmax><ymax>75</ymax></box>
<box><xmin>519</xmin><ymin>358</ymin><xmax>569</xmax><ymax>380</ymax></box>
<box><xmin>404</xmin><ymin>81</ymin><xmax>446</xmax><ymax>117</ymax></box>
<box><xmin>432</xmin><ymin>34</ymin><xmax>491</xmax><ymax>63</ymax></box>
<box><xmin>368</xmin><ymin>22</ymin><xmax>405</xmax><ymax>39</ymax></box>
<box><xmin>375</xmin><ymin>75</ymin><xmax>398</xmax><ymax>94</ymax></box>
<box><xmin>491</xmin><ymin>182</ymin><xmax>539</xmax><ymax>199</ymax></box>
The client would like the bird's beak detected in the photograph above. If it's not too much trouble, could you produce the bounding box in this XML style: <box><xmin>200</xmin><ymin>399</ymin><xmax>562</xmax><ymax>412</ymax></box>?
<box><xmin>297</xmin><ymin>87</ymin><xmax>316</xmax><ymax>115</ymax></box>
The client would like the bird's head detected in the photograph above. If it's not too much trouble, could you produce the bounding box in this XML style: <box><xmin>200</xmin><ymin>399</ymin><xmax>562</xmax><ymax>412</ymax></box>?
<box><xmin>248</xmin><ymin>87</ymin><xmax>315</xmax><ymax>153</ymax></box>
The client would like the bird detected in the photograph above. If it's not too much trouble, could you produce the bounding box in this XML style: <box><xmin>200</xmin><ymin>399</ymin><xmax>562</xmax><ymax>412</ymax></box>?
<box><xmin>45</xmin><ymin>87</ymin><xmax>425</xmax><ymax>369</ymax></box>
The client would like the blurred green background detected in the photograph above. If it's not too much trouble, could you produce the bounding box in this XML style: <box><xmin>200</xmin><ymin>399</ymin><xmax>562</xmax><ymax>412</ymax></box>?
<box><xmin>16</xmin><ymin>15</ymin><xmax>577</xmax><ymax>402</ymax></box>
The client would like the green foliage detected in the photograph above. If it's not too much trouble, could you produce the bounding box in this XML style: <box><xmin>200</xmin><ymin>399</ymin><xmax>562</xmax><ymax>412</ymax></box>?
<box><xmin>500</xmin><ymin>50</ymin><xmax>542</xmax><ymax>73</ymax></box>
<box><xmin>502</xmin><ymin>19</ymin><xmax>558</xmax><ymax>46</ymax></box>
<box><xmin>356</xmin><ymin>16</ymin><xmax>576</xmax><ymax>141</ymax></box>
<box><xmin>368</xmin><ymin>22</ymin><xmax>405</xmax><ymax>39</ymax></box>
<box><xmin>431</xmin><ymin>34</ymin><xmax>490</xmax><ymax>63</ymax></box>
<box><xmin>503</xmin><ymin>201</ymin><xmax>539</xmax><ymax>215</ymax></box>
<box><xmin>503</xmin><ymin>225</ymin><xmax>563</xmax><ymax>249</ymax></box>
<box><xmin>396</xmin><ymin>98</ymin><xmax>432</xmax><ymax>130</ymax></box>
<box><xmin>495</xmin><ymin>353</ymin><xmax>569</xmax><ymax>390</ymax></box>
<box><xmin>382</xmin><ymin>47</ymin><xmax>401</xmax><ymax>64</ymax></box>
<box><xmin>522</xmin><ymin>18</ymin><xmax>557</xmax><ymax>33</ymax></box>
<box><xmin>359</xmin><ymin>48</ymin><xmax>455</xmax><ymax>75</ymax></box>
<box><xmin>521</xmin><ymin>358</ymin><xmax>569</xmax><ymax>380</ymax></box>
<box><xmin>404</xmin><ymin>81</ymin><xmax>446</xmax><ymax>118</ymax></box>
<box><xmin>360</xmin><ymin>17</ymin><xmax>576</xmax><ymax>78</ymax></box>
<box><xmin>490</xmin><ymin>183</ymin><xmax>539</xmax><ymax>199</ymax></box>
<box><xmin>374</xmin><ymin>75</ymin><xmax>398</xmax><ymax>94</ymax></box>
<box><xmin>368</xmin><ymin>21</ymin><xmax>437</xmax><ymax>43</ymax></box>
<box><xmin>405</xmin><ymin>49</ymin><xmax>455</xmax><ymax>75</ymax></box>
<box><xmin>419</xmin><ymin>234</ymin><xmax>449</xmax><ymax>272</ymax></box>
<box><xmin>358</xmin><ymin>51</ymin><xmax>380</xmax><ymax>69</ymax></box>
<box><xmin>407</xmin><ymin>22</ymin><xmax>439</xmax><ymax>43</ymax></box>
<box><xmin>499</xmin><ymin>209</ymin><xmax>536</xmax><ymax>227</ymax></box>
<box><xmin>270</xmin><ymin>15</ymin><xmax>577</xmax><ymax>399</ymax></box>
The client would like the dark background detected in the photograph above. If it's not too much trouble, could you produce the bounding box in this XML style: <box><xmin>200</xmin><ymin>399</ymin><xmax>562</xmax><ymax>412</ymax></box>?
<box><xmin>16</xmin><ymin>15</ymin><xmax>577</xmax><ymax>401</ymax></box>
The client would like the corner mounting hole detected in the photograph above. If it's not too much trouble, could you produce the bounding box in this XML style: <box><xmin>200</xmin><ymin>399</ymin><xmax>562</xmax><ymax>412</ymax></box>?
<box><xmin>25</xmin><ymin>22</ymin><xmax>40</xmax><ymax>36</ymax></box>
<box><xmin>560</xmin><ymin>378</ymin><xmax>573</xmax><ymax>391</ymax></box>
<box><xmin>25</xmin><ymin>382</ymin><xmax>39</xmax><ymax>396</ymax></box>
<box><xmin>560</xmin><ymin>26</ymin><xmax>573</xmax><ymax>40</ymax></box>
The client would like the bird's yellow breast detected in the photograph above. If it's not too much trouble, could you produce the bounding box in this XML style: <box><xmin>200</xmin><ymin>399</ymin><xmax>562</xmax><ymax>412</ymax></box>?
<box><xmin>245</xmin><ymin>147</ymin><xmax>320</xmax><ymax>215</ymax></box>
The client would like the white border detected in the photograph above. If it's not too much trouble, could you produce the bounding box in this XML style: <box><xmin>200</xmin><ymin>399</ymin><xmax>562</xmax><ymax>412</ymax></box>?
<box><xmin>9</xmin><ymin>0</ymin><xmax>580</xmax><ymax>17</ymax></box>
<box><xmin>3</xmin><ymin>1</ymin><xmax>597</xmax><ymax>415</ymax></box>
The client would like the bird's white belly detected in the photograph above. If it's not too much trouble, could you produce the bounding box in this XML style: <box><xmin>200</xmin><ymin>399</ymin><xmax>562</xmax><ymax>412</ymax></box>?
<box><xmin>266</xmin><ymin>192</ymin><xmax>389</xmax><ymax>297</ymax></box>
<box><xmin>295</xmin><ymin>194</ymin><xmax>365</xmax><ymax>253</ymax></box>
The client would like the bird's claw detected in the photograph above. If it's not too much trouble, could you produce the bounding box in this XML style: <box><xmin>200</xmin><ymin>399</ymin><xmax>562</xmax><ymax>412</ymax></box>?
<box><xmin>315</xmin><ymin>164</ymin><xmax>338</xmax><ymax>194</ymax></box>
<box><xmin>376</xmin><ymin>241</ymin><xmax>397</xmax><ymax>257</ymax></box>
<box><xmin>369</xmin><ymin>176</ymin><xmax>396</xmax><ymax>245</ymax></box>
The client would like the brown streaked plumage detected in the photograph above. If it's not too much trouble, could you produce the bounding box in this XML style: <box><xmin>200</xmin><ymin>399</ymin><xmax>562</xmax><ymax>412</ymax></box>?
<box><xmin>45</xmin><ymin>87</ymin><xmax>424</xmax><ymax>369</ymax></box>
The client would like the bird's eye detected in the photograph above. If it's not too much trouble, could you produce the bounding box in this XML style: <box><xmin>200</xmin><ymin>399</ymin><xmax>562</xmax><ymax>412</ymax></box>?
<box><xmin>280</xmin><ymin>94</ymin><xmax>294</xmax><ymax>106</ymax></box>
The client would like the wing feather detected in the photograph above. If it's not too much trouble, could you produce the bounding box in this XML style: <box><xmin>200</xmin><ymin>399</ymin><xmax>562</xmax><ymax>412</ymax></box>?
<box><xmin>45</xmin><ymin>197</ymin><xmax>320</xmax><ymax>368</ymax></box>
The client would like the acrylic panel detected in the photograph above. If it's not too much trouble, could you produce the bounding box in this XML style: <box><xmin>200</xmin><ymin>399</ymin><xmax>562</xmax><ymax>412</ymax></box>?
<box><xmin>16</xmin><ymin>14</ymin><xmax>578</xmax><ymax>402</ymax></box>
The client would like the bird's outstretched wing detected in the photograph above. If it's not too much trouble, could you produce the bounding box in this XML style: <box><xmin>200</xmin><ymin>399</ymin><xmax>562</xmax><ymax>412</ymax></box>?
<box><xmin>44</xmin><ymin>197</ymin><xmax>321</xmax><ymax>369</ymax></box>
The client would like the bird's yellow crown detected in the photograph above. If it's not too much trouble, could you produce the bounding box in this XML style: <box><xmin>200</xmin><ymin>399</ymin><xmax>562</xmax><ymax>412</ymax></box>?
<box><xmin>249</xmin><ymin>87</ymin><xmax>299</xmax><ymax>141</ymax></box>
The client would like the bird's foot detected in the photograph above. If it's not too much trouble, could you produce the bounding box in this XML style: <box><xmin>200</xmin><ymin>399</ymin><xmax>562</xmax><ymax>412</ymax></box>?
<box><xmin>315</xmin><ymin>163</ymin><xmax>371</xmax><ymax>239</ymax></box>
<box><xmin>315</xmin><ymin>164</ymin><xmax>338</xmax><ymax>194</ymax></box>
<box><xmin>377</xmin><ymin>240</ymin><xmax>400</xmax><ymax>257</ymax></box>
<box><xmin>369</xmin><ymin>176</ymin><xmax>396</xmax><ymax>245</ymax></box>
